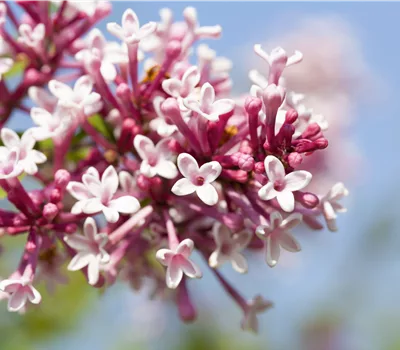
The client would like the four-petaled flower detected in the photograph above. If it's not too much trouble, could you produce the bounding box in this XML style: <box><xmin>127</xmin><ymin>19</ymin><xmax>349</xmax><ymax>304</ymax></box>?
<box><xmin>0</xmin><ymin>128</ymin><xmax>46</xmax><ymax>175</ymax></box>
<box><xmin>64</xmin><ymin>217</ymin><xmax>110</xmax><ymax>285</ymax></box>
<box><xmin>256</xmin><ymin>211</ymin><xmax>302</xmax><ymax>267</ymax></box>
<box><xmin>320</xmin><ymin>182</ymin><xmax>349</xmax><ymax>232</ymax></box>
<box><xmin>133</xmin><ymin>135</ymin><xmax>178</xmax><ymax>179</ymax></box>
<box><xmin>48</xmin><ymin>75</ymin><xmax>102</xmax><ymax>118</ymax></box>
<box><xmin>156</xmin><ymin>239</ymin><xmax>202</xmax><ymax>289</ymax></box>
<box><xmin>183</xmin><ymin>82</ymin><xmax>235</xmax><ymax>121</ymax></box>
<box><xmin>172</xmin><ymin>153</ymin><xmax>222</xmax><ymax>206</ymax></box>
<box><xmin>0</xmin><ymin>276</ymin><xmax>41</xmax><ymax>312</ymax></box>
<box><xmin>107</xmin><ymin>8</ymin><xmax>157</xmax><ymax>44</ymax></box>
<box><xmin>241</xmin><ymin>295</ymin><xmax>273</xmax><ymax>333</ymax></box>
<box><xmin>209</xmin><ymin>222</ymin><xmax>252</xmax><ymax>273</ymax></box>
<box><xmin>258</xmin><ymin>155</ymin><xmax>312</xmax><ymax>212</ymax></box>
<box><xmin>18</xmin><ymin>23</ymin><xmax>45</xmax><ymax>48</ymax></box>
<box><xmin>69</xmin><ymin>165</ymin><xmax>141</xmax><ymax>223</ymax></box>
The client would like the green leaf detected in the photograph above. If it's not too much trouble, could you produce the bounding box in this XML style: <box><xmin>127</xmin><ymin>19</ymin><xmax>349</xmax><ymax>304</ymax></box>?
<box><xmin>66</xmin><ymin>146</ymin><xmax>90</xmax><ymax>162</ymax></box>
<box><xmin>88</xmin><ymin>114</ymin><xmax>115</xmax><ymax>142</ymax></box>
<box><xmin>3</xmin><ymin>56</ymin><xmax>28</xmax><ymax>79</ymax></box>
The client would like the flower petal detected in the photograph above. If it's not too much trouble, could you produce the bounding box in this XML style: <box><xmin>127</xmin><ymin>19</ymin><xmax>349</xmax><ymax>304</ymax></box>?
<box><xmin>166</xmin><ymin>262</ymin><xmax>183</xmax><ymax>289</ymax></box>
<box><xmin>64</xmin><ymin>234</ymin><xmax>91</xmax><ymax>251</ymax></box>
<box><xmin>211</xmin><ymin>99</ymin><xmax>235</xmax><ymax>116</ymax></box>
<box><xmin>68</xmin><ymin>252</ymin><xmax>92</xmax><ymax>271</ymax></box>
<box><xmin>26</xmin><ymin>286</ymin><xmax>41</xmax><ymax>304</ymax></box>
<box><xmin>171</xmin><ymin>178</ymin><xmax>197</xmax><ymax>196</ymax></box>
<box><xmin>258</xmin><ymin>182</ymin><xmax>278</xmax><ymax>201</ymax></box>
<box><xmin>48</xmin><ymin>80</ymin><xmax>72</xmax><ymax>100</ymax></box>
<box><xmin>231</xmin><ymin>253</ymin><xmax>248</xmax><ymax>274</ymax></box>
<box><xmin>82</xmin><ymin>174</ymin><xmax>102</xmax><ymax>197</ymax></box>
<box><xmin>198</xmin><ymin>161</ymin><xmax>222</xmax><ymax>183</ymax></box>
<box><xmin>266</xmin><ymin>237</ymin><xmax>280</xmax><ymax>267</ymax></box>
<box><xmin>122</xmin><ymin>8</ymin><xmax>140</xmax><ymax>36</ymax></box>
<box><xmin>30</xmin><ymin>107</ymin><xmax>53</xmax><ymax>127</ymax></box>
<box><xmin>74</xmin><ymin>75</ymin><xmax>93</xmax><ymax>97</ymax></box>
<box><xmin>281</xmin><ymin>213</ymin><xmax>302</xmax><ymax>230</ymax></box>
<box><xmin>103</xmin><ymin>206</ymin><xmax>120</xmax><ymax>223</ymax></box>
<box><xmin>67</xmin><ymin>182</ymin><xmax>92</xmax><ymax>201</ymax></box>
<box><xmin>87</xmin><ymin>260</ymin><xmax>100</xmax><ymax>285</ymax></box>
<box><xmin>278</xmin><ymin>232</ymin><xmax>301</xmax><ymax>253</ymax></box>
<box><xmin>200</xmin><ymin>83</ymin><xmax>215</xmax><ymax>109</ymax></box>
<box><xmin>84</xmin><ymin>217</ymin><xmax>97</xmax><ymax>241</ymax></box>
<box><xmin>180</xmin><ymin>258</ymin><xmax>202</xmax><ymax>279</ymax></box>
<box><xmin>137</xmin><ymin>22</ymin><xmax>157</xmax><ymax>40</ymax></box>
<box><xmin>1</xmin><ymin>128</ymin><xmax>20</xmax><ymax>148</ymax></box>
<box><xmin>162</xmin><ymin>78</ymin><xmax>183</xmax><ymax>97</ymax></box>
<box><xmin>133</xmin><ymin>134</ymin><xmax>155</xmax><ymax>161</ymax></box>
<box><xmin>82</xmin><ymin>198</ymin><xmax>103</xmax><ymax>214</ymax></box>
<box><xmin>284</xmin><ymin>170</ymin><xmax>312</xmax><ymax>192</ymax></box>
<box><xmin>176</xmin><ymin>239</ymin><xmax>194</xmax><ymax>257</ymax></box>
<box><xmin>155</xmin><ymin>160</ymin><xmax>178</xmax><ymax>179</ymax></box>
<box><xmin>101</xmin><ymin>165</ymin><xmax>119</xmax><ymax>200</ymax></box>
<box><xmin>264</xmin><ymin>155</ymin><xmax>285</xmax><ymax>182</ymax></box>
<box><xmin>276</xmin><ymin>190</ymin><xmax>295</xmax><ymax>212</ymax></box>
<box><xmin>108</xmin><ymin>196</ymin><xmax>140</xmax><ymax>214</ymax></box>
<box><xmin>182</xmin><ymin>66</ymin><xmax>200</xmax><ymax>94</ymax></box>
<box><xmin>269</xmin><ymin>211</ymin><xmax>283</xmax><ymax>230</ymax></box>
<box><xmin>8</xmin><ymin>288</ymin><xmax>28</xmax><ymax>312</ymax></box>
<box><xmin>196</xmin><ymin>183</ymin><xmax>218</xmax><ymax>206</ymax></box>
<box><xmin>156</xmin><ymin>249</ymin><xmax>174</xmax><ymax>265</ymax></box>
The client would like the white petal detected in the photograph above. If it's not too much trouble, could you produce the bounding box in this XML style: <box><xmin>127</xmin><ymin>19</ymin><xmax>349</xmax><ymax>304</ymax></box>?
<box><xmin>155</xmin><ymin>160</ymin><xmax>178</xmax><ymax>179</ymax></box>
<box><xmin>278</xmin><ymin>232</ymin><xmax>301</xmax><ymax>252</ymax></box>
<box><xmin>8</xmin><ymin>288</ymin><xmax>28</xmax><ymax>312</ymax></box>
<box><xmin>171</xmin><ymin>178</ymin><xmax>196</xmax><ymax>196</ymax></box>
<box><xmin>176</xmin><ymin>239</ymin><xmax>194</xmax><ymax>257</ymax></box>
<box><xmin>284</xmin><ymin>170</ymin><xmax>312</xmax><ymax>192</ymax></box>
<box><xmin>27</xmin><ymin>286</ymin><xmax>41</xmax><ymax>304</ymax></box>
<box><xmin>82</xmin><ymin>198</ymin><xmax>103</xmax><ymax>214</ymax></box>
<box><xmin>276</xmin><ymin>190</ymin><xmax>295</xmax><ymax>212</ymax></box>
<box><xmin>231</xmin><ymin>253</ymin><xmax>248</xmax><ymax>274</ymax></box>
<box><xmin>196</xmin><ymin>183</ymin><xmax>218</xmax><ymax>206</ymax></box>
<box><xmin>162</xmin><ymin>78</ymin><xmax>182</xmax><ymax>97</ymax></box>
<box><xmin>177</xmin><ymin>153</ymin><xmax>199</xmax><ymax>179</ymax></box>
<box><xmin>108</xmin><ymin>196</ymin><xmax>140</xmax><ymax>214</ymax></box>
<box><xmin>64</xmin><ymin>234</ymin><xmax>91</xmax><ymax>251</ymax></box>
<box><xmin>266</xmin><ymin>237</ymin><xmax>280</xmax><ymax>268</ymax></box>
<box><xmin>107</xmin><ymin>23</ymin><xmax>125</xmax><ymax>41</ymax></box>
<box><xmin>103</xmin><ymin>206</ymin><xmax>120</xmax><ymax>223</ymax></box>
<box><xmin>100</xmin><ymin>61</ymin><xmax>117</xmax><ymax>81</ymax></box>
<box><xmin>66</xmin><ymin>182</ymin><xmax>91</xmax><ymax>201</ymax></box>
<box><xmin>83</xmin><ymin>217</ymin><xmax>97</xmax><ymax>241</ymax></box>
<box><xmin>133</xmin><ymin>134</ymin><xmax>155</xmax><ymax>161</ymax></box>
<box><xmin>180</xmin><ymin>258</ymin><xmax>202</xmax><ymax>279</ymax></box>
<box><xmin>211</xmin><ymin>99</ymin><xmax>235</xmax><ymax>116</ymax></box>
<box><xmin>30</xmin><ymin>107</ymin><xmax>53</xmax><ymax>127</ymax></box>
<box><xmin>101</xmin><ymin>165</ymin><xmax>119</xmax><ymax>199</ymax></box>
<box><xmin>198</xmin><ymin>161</ymin><xmax>222</xmax><ymax>183</ymax></box>
<box><xmin>48</xmin><ymin>80</ymin><xmax>72</xmax><ymax>100</ymax></box>
<box><xmin>87</xmin><ymin>260</ymin><xmax>100</xmax><ymax>285</ymax></box>
<box><xmin>68</xmin><ymin>252</ymin><xmax>92</xmax><ymax>271</ymax></box>
<box><xmin>264</xmin><ymin>156</ymin><xmax>285</xmax><ymax>182</ymax></box>
<box><xmin>281</xmin><ymin>213</ymin><xmax>302</xmax><ymax>230</ymax></box>
<box><xmin>166</xmin><ymin>262</ymin><xmax>183</xmax><ymax>289</ymax></box>
<box><xmin>1</xmin><ymin>128</ymin><xmax>20</xmax><ymax>148</ymax></box>
<box><xmin>258</xmin><ymin>182</ymin><xmax>278</xmax><ymax>201</ymax></box>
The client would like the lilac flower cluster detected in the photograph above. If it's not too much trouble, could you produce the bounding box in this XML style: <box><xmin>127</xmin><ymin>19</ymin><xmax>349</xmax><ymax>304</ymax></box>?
<box><xmin>0</xmin><ymin>1</ymin><xmax>349</xmax><ymax>332</ymax></box>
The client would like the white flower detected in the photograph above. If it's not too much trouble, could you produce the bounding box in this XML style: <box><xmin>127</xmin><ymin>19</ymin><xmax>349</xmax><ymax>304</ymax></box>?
<box><xmin>241</xmin><ymin>295</ymin><xmax>273</xmax><ymax>333</ymax></box>
<box><xmin>156</xmin><ymin>239</ymin><xmax>202</xmax><ymax>289</ymax></box>
<box><xmin>320</xmin><ymin>182</ymin><xmax>349</xmax><ymax>232</ymax></box>
<box><xmin>0</xmin><ymin>276</ymin><xmax>41</xmax><ymax>312</ymax></box>
<box><xmin>183</xmin><ymin>7</ymin><xmax>221</xmax><ymax>39</ymax></box>
<box><xmin>258</xmin><ymin>156</ymin><xmax>312</xmax><ymax>212</ymax></box>
<box><xmin>48</xmin><ymin>75</ymin><xmax>102</xmax><ymax>117</ymax></box>
<box><xmin>0</xmin><ymin>147</ymin><xmax>23</xmax><ymax>180</ymax></box>
<box><xmin>107</xmin><ymin>8</ymin><xmax>157</xmax><ymax>44</ymax></box>
<box><xmin>183</xmin><ymin>82</ymin><xmax>235</xmax><ymax>122</ymax></box>
<box><xmin>68</xmin><ymin>166</ymin><xmax>141</xmax><ymax>223</ymax></box>
<box><xmin>0</xmin><ymin>128</ymin><xmax>46</xmax><ymax>175</ymax></box>
<box><xmin>149</xmin><ymin>96</ymin><xmax>178</xmax><ymax>137</ymax></box>
<box><xmin>133</xmin><ymin>135</ymin><xmax>178</xmax><ymax>179</ymax></box>
<box><xmin>28</xmin><ymin>87</ymin><xmax>57</xmax><ymax>112</ymax></box>
<box><xmin>256</xmin><ymin>211</ymin><xmax>302</xmax><ymax>267</ymax></box>
<box><xmin>64</xmin><ymin>217</ymin><xmax>110</xmax><ymax>285</ymax></box>
<box><xmin>0</xmin><ymin>57</ymin><xmax>13</xmax><ymax>80</ymax></box>
<box><xmin>172</xmin><ymin>153</ymin><xmax>222</xmax><ymax>206</ymax></box>
<box><xmin>18</xmin><ymin>23</ymin><xmax>45</xmax><ymax>48</ymax></box>
<box><xmin>209</xmin><ymin>222</ymin><xmax>252</xmax><ymax>273</ymax></box>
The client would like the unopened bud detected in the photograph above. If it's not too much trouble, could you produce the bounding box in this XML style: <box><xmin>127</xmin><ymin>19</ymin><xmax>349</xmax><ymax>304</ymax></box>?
<box><xmin>43</xmin><ymin>203</ymin><xmax>59</xmax><ymax>222</ymax></box>
<box><xmin>254</xmin><ymin>161</ymin><xmax>265</xmax><ymax>174</ymax></box>
<box><xmin>55</xmin><ymin>169</ymin><xmax>71</xmax><ymax>190</ymax></box>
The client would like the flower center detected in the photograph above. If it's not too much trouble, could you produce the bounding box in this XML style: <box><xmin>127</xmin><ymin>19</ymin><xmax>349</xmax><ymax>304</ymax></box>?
<box><xmin>195</xmin><ymin>176</ymin><xmax>205</xmax><ymax>186</ymax></box>
<box><xmin>273</xmin><ymin>179</ymin><xmax>285</xmax><ymax>192</ymax></box>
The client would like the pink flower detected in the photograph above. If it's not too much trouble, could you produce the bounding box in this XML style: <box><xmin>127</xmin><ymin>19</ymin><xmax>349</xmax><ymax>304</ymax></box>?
<box><xmin>209</xmin><ymin>222</ymin><xmax>252</xmax><ymax>273</ymax></box>
<box><xmin>241</xmin><ymin>295</ymin><xmax>273</xmax><ymax>333</ymax></box>
<box><xmin>162</xmin><ymin>66</ymin><xmax>200</xmax><ymax>108</ymax></box>
<box><xmin>64</xmin><ymin>217</ymin><xmax>110</xmax><ymax>285</ymax></box>
<box><xmin>319</xmin><ymin>182</ymin><xmax>349</xmax><ymax>232</ymax></box>
<box><xmin>0</xmin><ymin>276</ymin><xmax>41</xmax><ymax>312</ymax></box>
<box><xmin>183</xmin><ymin>7</ymin><xmax>222</xmax><ymax>39</ymax></box>
<box><xmin>28</xmin><ymin>87</ymin><xmax>57</xmax><ymax>112</ymax></box>
<box><xmin>172</xmin><ymin>153</ymin><xmax>222</xmax><ymax>206</ymax></box>
<box><xmin>107</xmin><ymin>8</ymin><xmax>157</xmax><ymax>44</ymax></box>
<box><xmin>183</xmin><ymin>82</ymin><xmax>235</xmax><ymax>121</ymax></box>
<box><xmin>156</xmin><ymin>239</ymin><xmax>202</xmax><ymax>289</ymax></box>
<box><xmin>0</xmin><ymin>128</ymin><xmax>46</xmax><ymax>175</ymax></box>
<box><xmin>133</xmin><ymin>135</ymin><xmax>178</xmax><ymax>179</ymax></box>
<box><xmin>48</xmin><ymin>75</ymin><xmax>102</xmax><ymax>117</ymax></box>
<box><xmin>0</xmin><ymin>147</ymin><xmax>23</xmax><ymax>180</ymax></box>
<box><xmin>18</xmin><ymin>23</ymin><xmax>45</xmax><ymax>48</ymax></box>
<box><xmin>0</xmin><ymin>57</ymin><xmax>13</xmax><ymax>80</ymax></box>
<box><xmin>258</xmin><ymin>156</ymin><xmax>312</xmax><ymax>212</ymax></box>
<box><xmin>74</xmin><ymin>166</ymin><xmax>141</xmax><ymax>223</ymax></box>
<box><xmin>255</xmin><ymin>211</ymin><xmax>302</xmax><ymax>267</ymax></box>
<box><xmin>149</xmin><ymin>96</ymin><xmax>178</xmax><ymax>137</ymax></box>
<box><xmin>76</xmin><ymin>29</ymin><xmax>128</xmax><ymax>81</ymax></box>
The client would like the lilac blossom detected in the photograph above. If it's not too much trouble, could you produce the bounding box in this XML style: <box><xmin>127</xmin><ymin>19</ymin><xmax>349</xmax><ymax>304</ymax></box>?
<box><xmin>319</xmin><ymin>182</ymin><xmax>349</xmax><ymax>231</ymax></box>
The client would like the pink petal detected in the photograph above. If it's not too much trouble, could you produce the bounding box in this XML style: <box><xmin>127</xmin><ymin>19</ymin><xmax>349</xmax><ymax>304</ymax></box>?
<box><xmin>48</xmin><ymin>80</ymin><xmax>72</xmax><ymax>100</ymax></box>
<box><xmin>102</xmin><ymin>206</ymin><xmax>119</xmax><ymax>223</ymax></box>
<box><xmin>84</xmin><ymin>217</ymin><xmax>98</xmax><ymax>241</ymax></box>
<box><xmin>8</xmin><ymin>287</ymin><xmax>27</xmax><ymax>312</ymax></box>
<box><xmin>74</xmin><ymin>75</ymin><xmax>93</xmax><ymax>97</ymax></box>
<box><xmin>133</xmin><ymin>134</ymin><xmax>156</xmax><ymax>161</ymax></box>
<box><xmin>30</xmin><ymin>107</ymin><xmax>53</xmax><ymax>127</ymax></box>
<box><xmin>82</xmin><ymin>198</ymin><xmax>103</xmax><ymax>214</ymax></box>
<box><xmin>162</xmin><ymin>78</ymin><xmax>182</xmax><ymax>97</ymax></box>
<box><xmin>212</xmin><ymin>223</ymin><xmax>231</xmax><ymax>247</ymax></box>
<box><xmin>64</xmin><ymin>234</ymin><xmax>91</xmax><ymax>251</ymax></box>
<box><xmin>269</xmin><ymin>211</ymin><xmax>283</xmax><ymax>230</ymax></box>
<box><xmin>118</xmin><ymin>171</ymin><xmax>134</xmax><ymax>192</ymax></box>
<box><xmin>232</xmin><ymin>231</ymin><xmax>252</xmax><ymax>249</ymax></box>
<box><xmin>101</xmin><ymin>165</ymin><xmax>119</xmax><ymax>200</ymax></box>
<box><xmin>67</xmin><ymin>182</ymin><xmax>92</xmax><ymax>201</ymax></box>
<box><xmin>182</xmin><ymin>66</ymin><xmax>200</xmax><ymax>94</ymax></box>
<box><xmin>166</xmin><ymin>262</ymin><xmax>183</xmax><ymax>289</ymax></box>
<box><xmin>255</xmin><ymin>225</ymin><xmax>270</xmax><ymax>240</ymax></box>
<box><xmin>180</xmin><ymin>258</ymin><xmax>202</xmax><ymax>279</ymax></box>
<box><xmin>284</xmin><ymin>170</ymin><xmax>312</xmax><ymax>192</ymax></box>
<box><xmin>264</xmin><ymin>156</ymin><xmax>285</xmax><ymax>183</ymax></box>
<box><xmin>82</xmin><ymin>174</ymin><xmax>102</xmax><ymax>197</ymax></box>
<box><xmin>0</xmin><ymin>279</ymin><xmax>20</xmax><ymax>292</ymax></box>
<box><xmin>266</xmin><ymin>237</ymin><xmax>280</xmax><ymax>267</ymax></box>
<box><xmin>108</xmin><ymin>196</ymin><xmax>140</xmax><ymax>214</ymax></box>
<box><xmin>276</xmin><ymin>190</ymin><xmax>295</xmax><ymax>212</ymax></box>
<box><xmin>176</xmin><ymin>239</ymin><xmax>194</xmax><ymax>257</ymax></box>
<box><xmin>156</xmin><ymin>249</ymin><xmax>174</xmax><ymax>265</ymax></box>
<box><xmin>281</xmin><ymin>213</ymin><xmax>302</xmax><ymax>230</ymax></box>
<box><xmin>122</xmin><ymin>8</ymin><xmax>139</xmax><ymax>36</ymax></box>
<box><xmin>199</xmin><ymin>161</ymin><xmax>222</xmax><ymax>183</ymax></box>
<box><xmin>155</xmin><ymin>137</ymin><xmax>173</xmax><ymax>159</ymax></box>
<box><xmin>140</xmin><ymin>161</ymin><xmax>158</xmax><ymax>178</ymax></box>
<box><xmin>177</xmin><ymin>153</ymin><xmax>199</xmax><ymax>179</ymax></box>
<box><xmin>231</xmin><ymin>253</ymin><xmax>248</xmax><ymax>273</ymax></box>
<box><xmin>68</xmin><ymin>252</ymin><xmax>92</xmax><ymax>271</ymax></box>
<box><xmin>196</xmin><ymin>183</ymin><xmax>218</xmax><ymax>206</ymax></box>
<box><xmin>90</xmin><ymin>29</ymin><xmax>106</xmax><ymax>52</ymax></box>
<box><xmin>171</xmin><ymin>178</ymin><xmax>197</xmax><ymax>196</ymax></box>
<box><xmin>258</xmin><ymin>182</ymin><xmax>278</xmax><ymax>201</ymax></box>
<box><xmin>278</xmin><ymin>232</ymin><xmax>301</xmax><ymax>252</ymax></box>
<box><xmin>1</xmin><ymin>128</ymin><xmax>20</xmax><ymax>148</ymax></box>
<box><xmin>200</xmin><ymin>83</ymin><xmax>215</xmax><ymax>109</ymax></box>
<box><xmin>211</xmin><ymin>99</ymin><xmax>235</xmax><ymax>116</ymax></box>
<box><xmin>106</xmin><ymin>23</ymin><xmax>124</xmax><ymax>41</ymax></box>
<box><xmin>26</xmin><ymin>286</ymin><xmax>41</xmax><ymax>304</ymax></box>
<box><xmin>137</xmin><ymin>22</ymin><xmax>157</xmax><ymax>40</ymax></box>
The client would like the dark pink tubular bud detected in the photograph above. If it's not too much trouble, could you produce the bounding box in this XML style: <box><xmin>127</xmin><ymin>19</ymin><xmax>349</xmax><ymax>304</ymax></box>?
<box><xmin>166</xmin><ymin>40</ymin><xmax>182</xmax><ymax>59</ymax></box>
<box><xmin>54</xmin><ymin>169</ymin><xmax>71</xmax><ymax>190</ymax></box>
<box><xmin>294</xmin><ymin>191</ymin><xmax>319</xmax><ymax>209</ymax></box>
<box><xmin>116</xmin><ymin>82</ymin><xmax>131</xmax><ymax>100</ymax></box>
<box><xmin>244</xmin><ymin>96</ymin><xmax>263</xmax><ymax>116</ymax></box>
<box><xmin>177</xmin><ymin>278</ymin><xmax>197</xmax><ymax>323</ymax></box>
<box><xmin>287</xmin><ymin>152</ymin><xmax>303</xmax><ymax>168</ymax></box>
<box><xmin>137</xmin><ymin>174</ymin><xmax>151</xmax><ymax>191</ymax></box>
<box><xmin>118</xmin><ymin>118</ymin><xmax>136</xmax><ymax>152</ymax></box>
<box><xmin>315</xmin><ymin>138</ymin><xmax>328</xmax><ymax>149</ymax></box>
<box><xmin>295</xmin><ymin>139</ymin><xmax>316</xmax><ymax>153</ymax></box>
<box><xmin>65</xmin><ymin>224</ymin><xmax>78</xmax><ymax>233</ymax></box>
<box><xmin>245</xmin><ymin>96</ymin><xmax>262</xmax><ymax>152</ymax></box>
<box><xmin>25</xmin><ymin>229</ymin><xmax>38</xmax><ymax>253</ymax></box>
<box><xmin>28</xmin><ymin>190</ymin><xmax>44</xmax><ymax>207</ymax></box>
<box><xmin>221</xmin><ymin>169</ymin><xmax>248</xmax><ymax>183</ymax></box>
<box><xmin>303</xmin><ymin>215</ymin><xmax>324</xmax><ymax>230</ymax></box>
<box><xmin>301</xmin><ymin>123</ymin><xmax>321</xmax><ymax>139</ymax></box>
<box><xmin>254</xmin><ymin>161</ymin><xmax>265</xmax><ymax>174</ymax></box>
<box><xmin>43</xmin><ymin>203</ymin><xmax>59</xmax><ymax>222</ymax></box>
<box><xmin>275</xmin><ymin>123</ymin><xmax>295</xmax><ymax>147</ymax></box>
<box><xmin>285</xmin><ymin>109</ymin><xmax>298</xmax><ymax>124</ymax></box>
<box><xmin>50</xmin><ymin>188</ymin><xmax>61</xmax><ymax>203</ymax></box>
<box><xmin>24</xmin><ymin>68</ymin><xmax>46</xmax><ymax>86</ymax></box>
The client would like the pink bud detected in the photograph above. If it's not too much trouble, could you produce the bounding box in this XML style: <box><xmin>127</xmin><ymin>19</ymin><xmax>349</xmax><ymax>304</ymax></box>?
<box><xmin>55</xmin><ymin>169</ymin><xmax>71</xmax><ymax>190</ymax></box>
<box><xmin>25</xmin><ymin>69</ymin><xmax>45</xmax><ymax>86</ymax></box>
<box><xmin>43</xmin><ymin>203</ymin><xmax>59</xmax><ymax>222</ymax></box>
<box><xmin>315</xmin><ymin>138</ymin><xmax>328</xmax><ymax>149</ymax></box>
<box><xmin>28</xmin><ymin>190</ymin><xmax>44</xmax><ymax>207</ymax></box>
<box><xmin>236</xmin><ymin>153</ymin><xmax>254</xmax><ymax>172</ymax></box>
<box><xmin>137</xmin><ymin>174</ymin><xmax>151</xmax><ymax>191</ymax></box>
<box><xmin>287</xmin><ymin>152</ymin><xmax>303</xmax><ymax>168</ymax></box>
<box><xmin>244</xmin><ymin>96</ymin><xmax>262</xmax><ymax>116</ymax></box>
<box><xmin>239</xmin><ymin>140</ymin><xmax>253</xmax><ymax>155</ymax></box>
<box><xmin>116</xmin><ymin>83</ymin><xmax>131</xmax><ymax>99</ymax></box>
<box><xmin>295</xmin><ymin>192</ymin><xmax>319</xmax><ymax>209</ymax></box>
<box><xmin>177</xmin><ymin>280</ymin><xmax>197</xmax><ymax>323</ymax></box>
<box><xmin>262</xmin><ymin>84</ymin><xmax>285</xmax><ymax>112</ymax></box>
<box><xmin>166</xmin><ymin>40</ymin><xmax>182</xmax><ymax>58</ymax></box>
<box><xmin>50</xmin><ymin>188</ymin><xmax>61</xmax><ymax>203</ymax></box>
<box><xmin>65</xmin><ymin>224</ymin><xmax>78</xmax><ymax>234</ymax></box>
<box><xmin>302</xmin><ymin>123</ymin><xmax>321</xmax><ymax>139</ymax></box>
<box><xmin>161</xmin><ymin>97</ymin><xmax>180</xmax><ymax>117</ymax></box>
<box><xmin>285</xmin><ymin>109</ymin><xmax>298</xmax><ymax>124</ymax></box>
<box><xmin>254</xmin><ymin>162</ymin><xmax>265</xmax><ymax>174</ymax></box>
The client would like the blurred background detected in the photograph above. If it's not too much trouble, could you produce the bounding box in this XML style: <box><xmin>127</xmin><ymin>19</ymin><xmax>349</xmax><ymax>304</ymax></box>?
<box><xmin>1</xmin><ymin>1</ymin><xmax>400</xmax><ymax>350</ymax></box>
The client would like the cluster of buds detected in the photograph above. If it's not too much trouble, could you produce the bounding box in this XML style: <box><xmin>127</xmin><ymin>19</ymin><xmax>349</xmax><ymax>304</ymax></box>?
<box><xmin>0</xmin><ymin>2</ymin><xmax>349</xmax><ymax>332</ymax></box>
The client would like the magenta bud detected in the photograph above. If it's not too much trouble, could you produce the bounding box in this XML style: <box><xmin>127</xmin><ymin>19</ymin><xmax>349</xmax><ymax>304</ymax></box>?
<box><xmin>236</xmin><ymin>153</ymin><xmax>254</xmax><ymax>172</ymax></box>
<box><xmin>55</xmin><ymin>169</ymin><xmax>71</xmax><ymax>190</ymax></box>
<box><xmin>28</xmin><ymin>190</ymin><xmax>44</xmax><ymax>207</ymax></box>
<box><xmin>116</xmin><ymin>83</ymin><xmax>131</xmax><ymax>99</ymax></box>
<box><xmin>287</xmin><ymin>152</ymin><xmax>303</xmax><ymax>168</ymax></box>
<box><xmin>25</xmin><ymin>230</ymin><xmax>37</xmax><ymax>253</ymax></box>
<box><xmin>295</xmin><ymin>192</ymin><xmax>319</xmax><ymax>209</ymax></box>
<box><xmin>315</xmin><ymin>138</ymin><xmax>328</xmax><ymax>149</ymax></box>
<box><xmin>239</xmin><ymin>140</ymin><xmax>253</xmax><ymax>155</ymax></box>
<box><xmin>25</xmin><ymin>69</ymin><xmax>44</xmax><ymax>85</ymax></box>
<box><xmin>222</xmin><ymin>213</ymin><xmax>244</xmax><ymax>231</ymax></box>
<box><xmin>166</xmin><ymin>40</ymin><xmax>182</xmax><ymax>58</ymax></box>
<box><xmin>43</xmin><ymin>203</ymin><xmax>59</xmax><ymax>222</ymax></box>
<box><xmin>254</xmin><ymin>161</ymin><xmax>265</xmax><ymax>174</ymax></box>
<box><xmin>302</xmin><ymin>123</ymin><xmax>321</xmax><ymax>139</ymax></box>
<box><xmin>285</xmin><ymin>109</ymin><xmax>298</xmax><ymax>124</ymax></box>
<box><xmin>65</xmin><ymin>224</ymin><xmax>78</xmax><ymax>233</ymax></box>
<box><xmin>50</xmin><ymin>188</ymin><xmax>62</xmax><ymax>203</ymax></box>
<box><xmin>137</xmin><ymin>174</ymin><xmax>151</xmax><ymax>191</ymax></box>
<box><xmin>244</xmin><ymin>97</ymin><xmax>263</xmax><ymax>115</ymax></box>
<box><xmin>177</xmin><ymin>280</ymin><xmax>197</xmax><ymax>323</ymax></box>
